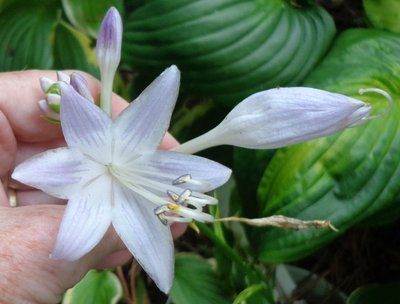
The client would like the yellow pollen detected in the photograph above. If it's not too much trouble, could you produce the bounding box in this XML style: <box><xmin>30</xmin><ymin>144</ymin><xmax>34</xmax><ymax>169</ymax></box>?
<box><xmin>168</xmin><ymin>203</ymin><xmax>180</xmax><ymax>211</ymax></box>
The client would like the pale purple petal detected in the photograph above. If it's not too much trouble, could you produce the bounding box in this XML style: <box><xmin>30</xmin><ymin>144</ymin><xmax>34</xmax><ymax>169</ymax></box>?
<box><xmin>12</xmin><ymin>148</ymin><xmax>105</xmax><ymax>199</ymax></box>
<box><xmin>113</xmin><ymin>66</ymin><xmax>180</xmax><ymax>162</ymax></box>
<box><xmin>51</xmin><ymin>174</ymin><xmax>112</xmax><ymax>261</ymax></box>
<box><xmin>112</xmin><ymin>185</ymin><xmax>174</xmax><ymax>293</ymax></box>
<box><xmin>136</xmin><ymin>151</ymin><xmax>232</xmax><ymax>193</ymax></box>
<box><xmin>70</xmin><ymin>73</ymin><xmax>94</xmax><ymax>102</ymax></box>
<box><xmin>60</xmin><ymin>82</ymin><xmax>112</xmax><ymax>163</ymax></box>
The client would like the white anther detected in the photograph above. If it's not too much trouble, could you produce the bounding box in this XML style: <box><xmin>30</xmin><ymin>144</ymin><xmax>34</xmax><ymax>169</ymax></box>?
<box><xmin>172</xmin><ymin>174</ymin><xmax>191</xmax><ymax>185</ymax></box>
<box><xmin>172</xmin><ymin>174</ymin><xmax>211</xmax><ymax>189</ymax></box>
<box><xmin>154</xmin><ymin>205</ymin><xmax>170</xmax><ymax>225</ymax></box>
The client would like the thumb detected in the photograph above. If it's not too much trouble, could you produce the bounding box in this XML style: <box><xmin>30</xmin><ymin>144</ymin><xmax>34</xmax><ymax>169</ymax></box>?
<box><xmin>0</xmin><ymin>205</ymin><xmax>125</xmax><ymax>303</ymax></box>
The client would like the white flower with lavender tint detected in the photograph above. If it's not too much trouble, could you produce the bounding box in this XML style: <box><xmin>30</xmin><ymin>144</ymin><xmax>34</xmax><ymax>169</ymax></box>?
<box><xmin>13</xmin><ymin>66</ymin><xmax>231</xmax><ymax>293</ymax></box>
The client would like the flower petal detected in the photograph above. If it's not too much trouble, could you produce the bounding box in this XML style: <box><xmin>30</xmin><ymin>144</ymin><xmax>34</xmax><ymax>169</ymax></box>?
<box><xmin>12</xmin><ymin>147</ymin><xmax>106</xmax><ymax>199</ymax></box>
<box><xmin>137</xmin><ymin>151</ymin><xmax>232</xmax><ymax>193</ymax></box>
<box><xmin>51</xmin><ymin>174</ymin><xmax>112</xmax><ymax>261</ymax></box>
<box><xmin>70</xmin><ymin>73</ymin><xmax>94</xmax><ymax>102</ymax></box>
<box><xmin>113</xmin><ymin>66</ymin><xmax>180</xmax><ymax>162</ymax></box>
<box><xmin>60</xmin><ymin>82</ymin><xmax>112</xmax><ymax>163</ymax></box>
<box><xmin>112</xmin><ymin>184</ymin><xmax>174</xmax><ymax>293</ymax></box>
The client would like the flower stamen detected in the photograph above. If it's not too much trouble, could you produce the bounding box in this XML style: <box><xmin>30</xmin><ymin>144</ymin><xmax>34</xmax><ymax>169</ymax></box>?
<box><xmin>358</xmin><ymin>88</ymin><xmax>394</xmax><ymax>122</ymax></box>
<box><xmin>167</xmin><ymin>189</ymin><xmax>192</xmax><ymax>204</ymax></box>
<box><xmin>172</xmin><ymin>174</ymin><xmax>211</xmax><ymax>189</ymax></box>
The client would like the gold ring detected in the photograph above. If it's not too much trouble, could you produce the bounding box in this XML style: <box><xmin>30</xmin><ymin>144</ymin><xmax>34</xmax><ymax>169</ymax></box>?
<box><xmin>7</xmin><ymin>188</ymin><xmax>18</xmax><ymax>207</ymax></box>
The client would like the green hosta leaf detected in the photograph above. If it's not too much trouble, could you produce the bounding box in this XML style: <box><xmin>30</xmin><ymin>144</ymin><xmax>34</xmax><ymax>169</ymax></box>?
<box><xmin>233</xmin><ymin>148</ymin><xmax>276</xmax><ymax>218</ymax></box>
<box><xmin>0</xmin><ymin>0</ymin><xmax>16</xmax><ymax>13</ymax></box>
<box><xmin>347</xmin><ymin>283</ymin><xmax>400</xmax><ymax>304</ymax></box>
<box><xmin>255</xmin><ymin>29</ymin><xmax>400</xmax><ymax>263</ymax></box>
<box><xmin>62</xmin><ymin>0</ymin><xmax>123</xmax><ymax>38</ymax></box>
<box><xmin>0</xmin><ymin>2</ymin><xmax>58</xmax><ymax>71</ymax></box>
<box><xmin>122</xmin><ymin>0</ymin><xmax>335</xmax><ymax>106</ymax></box>
<box><xmin>170</xmin><ymin>254</ymin><xmax>230</xmax><ymax>304</ymax></box>
<box><xmin>364</xmin><ymin>0</ymin><xmax>400</xmax><ymax>33</ymax></box>
<box><xmin>53</xmin><ymin>21</ymin><xmax>98</xmax><ymax>76</ymax></box>
<box><xmin>62</xmin><ymin>270</ymin><xmax>122</xmax><ymax>304</ymax></box>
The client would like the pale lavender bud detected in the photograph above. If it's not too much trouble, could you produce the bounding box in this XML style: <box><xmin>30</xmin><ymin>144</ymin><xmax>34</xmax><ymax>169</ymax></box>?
<box><xmin>38</xmin><ymin>99</ymin><xmax>60</xmax><ymax>121</ymax></box>
<box><xmin>96</xmin><ymin>7</ymin><xmax>122</xmax><ymax>116</ymax></box>
<box><xmin>47</xmin><ymin>93</ymin><xmax>61</xmax><ymax>107</ymax></box>
<box><xmin>39</xmin><ymin>77</ymin><xmax>54</xmax><ymax>92</ymax></box>
<box><xmin>70</xmin><ymin>73</ymin><xmax>94</xmax><ymax>102</ymax></box>
<box><xmin>57</xmin><ymin>71</ymin><xmax>70</xmax><ymax>83</ymax></box>
<box><xmin>175</xmin><ymin>87</ymin><xmax>374</xmax><ymax>154</ymax></box>
<box><xmin>96</xmin><ymin>7</ymin><xmax>122</xmax><ymax>78</ymax></box>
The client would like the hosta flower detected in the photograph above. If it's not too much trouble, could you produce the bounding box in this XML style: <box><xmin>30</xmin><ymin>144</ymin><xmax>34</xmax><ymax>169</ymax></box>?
<box><xmin>175</xmin><ymin>87</ymin><xmax>372</xmax><ymax>154</ymax></box>
<box><xmin>13</xmin><ymin>66</ymin><xmax>231</xmax><ymax>292</ymax></box>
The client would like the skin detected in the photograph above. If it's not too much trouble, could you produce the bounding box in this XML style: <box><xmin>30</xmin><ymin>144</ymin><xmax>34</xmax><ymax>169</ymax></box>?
<box><xmin>0</xmin><ymin>70</ymin><xmax>186</xmax><ymax>303</ymax></box>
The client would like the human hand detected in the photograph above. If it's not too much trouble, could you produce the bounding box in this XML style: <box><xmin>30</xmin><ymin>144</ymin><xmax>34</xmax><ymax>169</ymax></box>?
<box><xmin>0</xmin><ymin>70</ymin><xmax>185</xmax><ymax>303</ymax></box>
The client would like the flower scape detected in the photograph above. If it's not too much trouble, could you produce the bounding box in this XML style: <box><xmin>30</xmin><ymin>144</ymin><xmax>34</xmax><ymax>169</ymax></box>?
<box><xmin>11</xmin><ymin>7</ymin><xmax>378</xmax><ymax>293</ymax></box>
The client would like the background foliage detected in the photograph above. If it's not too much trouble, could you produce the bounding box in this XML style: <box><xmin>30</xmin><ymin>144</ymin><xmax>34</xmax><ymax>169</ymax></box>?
<box><xmin>2</xmin><ymin>0</ymin><xmax>400</xmax><ymax>303</ymax></box>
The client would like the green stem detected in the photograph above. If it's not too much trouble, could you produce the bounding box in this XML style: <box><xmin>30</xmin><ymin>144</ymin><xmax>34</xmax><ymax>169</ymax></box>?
<box><xmin>197</xmin><ymin>223</ymin><xmax>254</xmax><ymax>278</ymax></box>
<box><xmin>197</xmin><ymin>222</ymin><xmax>276</xmax><ymax>302</ymax></box>
<box><xmin>100</xmin><ymin>74</ymin><xmax>113</xmax><ymax>117</ymax></box>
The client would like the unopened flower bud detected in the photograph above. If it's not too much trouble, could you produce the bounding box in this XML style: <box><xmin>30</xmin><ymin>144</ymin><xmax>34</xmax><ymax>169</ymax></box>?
<box><xmin>39</xmin><ymin>77</ymin><xmax>54</xmax><ymax>92</ymax></box>
<box><xmin>96</xmin><ymin>7</ymin><xmax>122</xmax><ymax>116</ymax></box>
<box><xmin>57</xmin><ymin>71</ymin><xmax>70</xmax><ymax>83</ymax></box>
<box><xmin>176</xmin><ymin>87</ymin><xmax>374</xmax><ymax>154</ymax></box>
<box><xmin>38</xmin><ymin>71</ymin><xmax>95</xmax><ymax>123</ymax></box>
<box><xmin>38</xmin><ymin>99</ymin><xmax>60</xmax><ymax>122</ymax></box>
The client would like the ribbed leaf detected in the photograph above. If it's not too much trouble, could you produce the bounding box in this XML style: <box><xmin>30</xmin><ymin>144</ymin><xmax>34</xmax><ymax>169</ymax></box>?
<box><xmin>62</xmin><ymin>270</ymin><xmax>122</xmax><ymax>304</ymax></box>
<box><xmin>0</xmin><ymin>2</ymin><xmax>58</xmax><ymax>71</ymax></box>
<box><xmin>53</xmin><ymin>22</ymin><xmax>98</xmax><ymax>76</ymax></box>
<box><xmin>62</xmin><ymin>0</ymin><xmax>123</xmax><ymax>38</ymax></box>
<box><xmin>122</xmin><ymin>0</ymin><xmax>335</xmax><ymax>106</ymax></box>
<box><xmin>255</xmin><ymin>29</ymin><xmax>400</xmax><ymax>263</ymax></box>
<box><xmin>233</xmin><ymin>148</ymin><xmax>276</xmax><ymax>218</ymax></box>
<box><xmin>364</xmin><ymin>0</ymin><xmax>400</xmax><ymax>33</ymax></box>
<box><xmin>170</xmin><ymin>254</ymin><xmax>230</xmax><ymax>304</ymax></box>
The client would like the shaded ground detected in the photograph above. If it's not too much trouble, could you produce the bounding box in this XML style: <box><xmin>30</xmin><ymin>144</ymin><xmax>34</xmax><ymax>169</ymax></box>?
<box><xmin>295</xmin><ymin>220</ymin><xmax>400</xmax><ymax>303</ymax></box>
<box><xmin>318</xmin><ymin>0</ymin><xmax>365</xmax><ymax>31</ymax></box>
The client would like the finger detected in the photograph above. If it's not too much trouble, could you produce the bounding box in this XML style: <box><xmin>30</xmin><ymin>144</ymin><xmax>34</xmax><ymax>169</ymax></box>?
<box><xmin>0</xmin><ymin>110</ymin><xmax>17</xmax><ymax>176</ymax></box>
<box><xmin>16</xmin><ymin>190</ymin><xmax>66</xmax><ymax>206</ymax></box>
<box><xmin>0</xmin><ymin>70</ymin><xmax>127</xmax><ymax>143</ymax></box>
<box><xmin>0</xmin><ymin>205</ymin><xmax>125</xmax><ymax>302</ymax></box>
<box><xmin>0</xmin><ymin>71</ymin><xmax>63</xmax><ymax>142</ymax></box>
